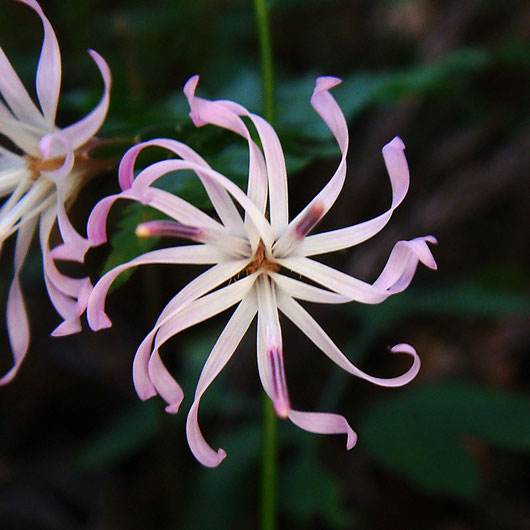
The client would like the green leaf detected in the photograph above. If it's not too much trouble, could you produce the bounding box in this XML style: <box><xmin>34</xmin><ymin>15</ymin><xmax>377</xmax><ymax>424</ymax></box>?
<box><xmin>281</xmin><ymin>454</ymin><xmax>353</xmax><ymax>528</ymax></box>
<box><xmin>359</xmin><ymin>382</ymin><xmax>530</xmax><ymax>500</ymax></box>
<box><xmin>101</xmin><ymin>202</ymin><xmax>161</xmax><ymax>289</ymax></box>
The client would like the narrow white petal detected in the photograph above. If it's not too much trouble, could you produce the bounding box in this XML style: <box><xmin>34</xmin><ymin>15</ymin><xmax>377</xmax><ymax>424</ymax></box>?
<box><xmin>119</xmin><ymin>138</ymin><xmax>244</xmax><ymax>234</ymax></box>
<box><xmin>186</xmin><ymin>293</ymin><xmax>257</xmax><ymax>467</ymax></box>
<box><xmin>277</xmin><ymin>291</ymin><xmax>420</xmax><ymax>387</ymax></box>
<box><xmin>269</xmin><ymin>272</ymin><xmax>351</xmax><ymax>304</ymax></box>
<box><xmin>87</xmin><ymin>244</ymin><xmax>226</xmax><ymax>330</ymax></box>
<box><xmin>273</xmin><ymin>77</ymin><xmax>348</xmax><ymax>256</ymax></box>
<box><xmin>297</xmin><ymin>137</ymin><xmax>411</xmax><ymax>256</ymax></box>
<box><xmin>277</xmin><ymin>256</ymin><xmax>390</xmax><ymax>304</ymax></box>
<box><xmin>1</xmin><ymin>216</ymin><xmax>37</xmax><ymax>385</ymax></box>
<box><xmin>152</xmin><ymin>274</ymin><xmax>257</xmax><ymax>352</ymax></box>
<box><xmin>256</xmin><ymin>275</ymin><xmax>290</xmax><ymax>417</ymax></box>
<box><xmin>0</xmin><ymin>44</ymin><xmax>45</xmax><ymax>129</ymax></box>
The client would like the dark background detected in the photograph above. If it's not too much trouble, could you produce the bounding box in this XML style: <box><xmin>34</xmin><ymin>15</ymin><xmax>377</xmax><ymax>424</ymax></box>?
<box><xmin>1</xmin><ymin>0</ymin><xmax>529</xmax><ymax>529</ymax></box>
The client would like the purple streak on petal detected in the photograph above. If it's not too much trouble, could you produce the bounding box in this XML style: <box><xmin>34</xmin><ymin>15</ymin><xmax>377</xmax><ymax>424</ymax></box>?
<box><xmin>288</xmin><ymin>410</ymin><xmax>357</xmax><ymax>450</ymax></box>
<box><xmin>298</xmin><ymin>136</ymin><xmax>412</xmax><ymax>256</ymax></box>
<box><xmin>61</xmin><ymin>50</ymin><xmax>111</xmax><ymax>149</ymax></box>
<box><xmin>273</xmin><ymin>77</ymin><xmax>348</xmax><ymax>256</ymax></box>
<box><xmin>186</xmin><ymin>295</ymin><xmax>256</xmax><ymax>467</ymax></box>
<box><xmin>136</xmin><ymin>220</ymin><xmax>203</xmax><ymax>242</ymax></box>
<box><xmin>293</xmin><ymin>200</ymin><xmax>324</xmax><ymax>239</ymax></box>
<box><xmin>16</xmin><ymin>0</ymin><xmax>62</xmax><ymax>127</ymax></box>
<box><xmin>267</xmin><ymin>343</ymin><xmax>290</xmax><ymax>418</ymax></box>
<box><xmin>148</xmin><ymin>350</ymin><xmax>184</xmax><ymax>414</ymax></box>
<box><xmin>117</xmin><ymin>143</ymin><xmax>273</xmax><ymax>245</ymax></box>
<box><xmin>255</xmin><ymin>275</ymin><xmax>291</xmax><ymax>417</ymax></box>
<box><xmin>257</xmin><ymin>310</ymin><xmax>357</xmax><ymax>449</ymax></box>
<box><xmin>0</xmin><ymin>216</ymin><xmax>37</xmax><ymax>385</ymax></box>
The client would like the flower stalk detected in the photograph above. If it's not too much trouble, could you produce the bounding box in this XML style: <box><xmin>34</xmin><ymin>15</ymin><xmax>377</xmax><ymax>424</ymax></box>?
<box><xmin>254</xmin><ymin>0</ymin><xmax>278</xmax><ymax>527</ymax></box>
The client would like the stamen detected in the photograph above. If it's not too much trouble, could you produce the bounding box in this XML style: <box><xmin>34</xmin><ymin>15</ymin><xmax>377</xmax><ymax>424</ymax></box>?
<box><xmin>272</xmin><ymin>201</ymin><xmax>325</xmax><ymax>258</ymax></box>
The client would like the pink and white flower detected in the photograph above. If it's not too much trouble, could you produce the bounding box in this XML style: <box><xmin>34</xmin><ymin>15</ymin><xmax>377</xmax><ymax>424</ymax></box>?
<box><xmin>0</xmin><ymin>0</ymin><xmax>111</xmax><ymax>383</ymax></box>
<box><xmin>86</xmin><ymin>75</ymin><xmax>436</xmax><ymax>467</ymax></box>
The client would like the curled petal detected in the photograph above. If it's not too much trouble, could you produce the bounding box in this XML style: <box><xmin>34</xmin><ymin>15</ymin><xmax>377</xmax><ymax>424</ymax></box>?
<box><xmin>273</xmin><ymin>76</ymin><xmax>348</xmax><ymax>256</ymax></box>
<box><xmin>61</xmin><ymin>50</ymin><xmax>111</xmax><ymax>149</ymax></box>
<box><xmin>183</xmin><ymin>75</ymin><xmax>268</xmax><ymax>248</ymax></box>
<box><xmin>277</xmin><ymin>291</ymin><xmax>421</xmax><ymax>387</ymax></box>
<box><xmin>50</xmin><ymin>189</ymin><xmax>91</xmax><ymax>263</ymax></box>
<box><xmin>298</xmin><ymin>136</ymin><xmax>412</xmax><ymax>256</ymax></box>
<box><xmin>0</xmin><ymin>1</ymin><xmax>48</xmax><ymax>129</ymax></box>
<box><xmin>278</xmin><ymin>236</ymin><xmax>437</xmax><ymax>305</ymax></box>
<box><xmin>133</xmin><ymin>334</ymin><xmax>158</xmax><ymax>401</ymax></box>
<box><xmin>185</xmin><ymin>76</ymin><xmax>285</xmax><ymax>233</ymax></box>
<box><xmin>86</xmin><ymin>189</ymin><xmax>136</xmax><ymax>246</ymax></box>
<box><xmin>117</xmin><ymin>139</ymin><xmax>242</xmax><ymax>233</ymax></box>
<box><xmin>116</xmin><ymin>144</ymin><xmax>273</xmax><ymax>246</ymax></box>
<box><xmin>0</xmin><ymin>216</ymin><xmax>37</xmax><ymax>385</ymax></box>
<box><xmin>39</xmin><ymin>132</ymin><xmax>74</xmax><ymax>181</ymax></box>
<box><xmin>148</xmin><ymin>350</ymin><xmax>184</xmax><ymax>414</ymax></box>
<box><xmin>373</xmin><ymin>236</ymin><xmax>438</xmax><ymax>292</ymax></box>
<box><xmin>288</xmin><ymin>410</ymin><xmax>357</xmax><ymax>450</ymax></box>
<box><xmin>186</xmin><ymin>294</ymin><xmax>257</xmax><ymax>467</ymax></box>
<box><xmin>87</xmin><ymin>245</ymin><xmax>224</xmax><ymax>330</ymax></box>
<box><xmin>256</xmin><ymin>310</ymin><xmax>355</xmax><ymax>449</ymax></box>
<box><xmin>39</xmin><ymin>207</ymin><xmax>87</xmax><ymax>336</ymax></box>
<box><xmin>19</xmin><ymin>0</ymin><xmax>63</xmax><ymax>127</ymax></box>
<box><xmin>130</xmin><ymin>260</ymin><xmax>249</xmax><ymax>402</ymax></box>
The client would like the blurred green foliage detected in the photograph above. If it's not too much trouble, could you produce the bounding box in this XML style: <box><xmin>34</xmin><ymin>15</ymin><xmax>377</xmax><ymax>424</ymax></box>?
<box><xmin>1</xmin><ymin>0</ymin><xmax>529</xmax><ymax>528</ymax></box>
<box><xmin>360</xmin><ymin>382</ymin><xmax>530</xmax><ymax>500</ymax></box>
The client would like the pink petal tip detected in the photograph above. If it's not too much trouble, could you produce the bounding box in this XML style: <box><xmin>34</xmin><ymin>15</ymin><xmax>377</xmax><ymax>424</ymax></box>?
<box><xmin>314</xmin><ymin>76</ymin><xmax>342</xmax><ymax>94</ymax></box>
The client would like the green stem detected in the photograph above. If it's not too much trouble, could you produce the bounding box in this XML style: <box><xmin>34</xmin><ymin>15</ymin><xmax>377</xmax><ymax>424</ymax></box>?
<box><xmin>254</xmin><ymin>0</ymin><xmax>275</xmax><ymax>124</ymax></box>
<box><xmin>261</xmin><ymin>394</ymin><xmax>277</xmax><ymax>530</ymax></box>
<box><xmin>254</xmin><ymin>1</ymin><xmax>277</xmax><ymax>529</ymax></box>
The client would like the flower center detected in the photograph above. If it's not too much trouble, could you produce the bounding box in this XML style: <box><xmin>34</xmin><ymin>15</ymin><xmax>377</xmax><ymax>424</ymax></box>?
<box><xmin>245</xmin><ymin>239</ymin><xmax>280</xmax><ymax>275</ymax></box>
<box><xmin>25</xmin><ymin>155</ymin><xmax>66</xmax><ymax>178</ymax></box>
